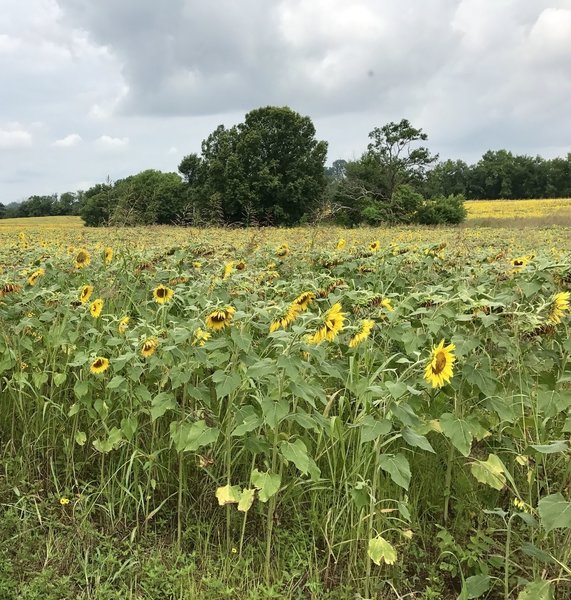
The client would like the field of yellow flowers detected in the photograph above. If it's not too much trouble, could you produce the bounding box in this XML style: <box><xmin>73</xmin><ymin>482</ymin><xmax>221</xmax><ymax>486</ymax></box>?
<box><xmin>465</xmin><ymin>197</ymin><xmax>571</xmax><ymax>226</ymax></box>
<box><xmin>1</xmin><ymin>216</ymin><xmax>570</xmax><ymax>599</ymax></box>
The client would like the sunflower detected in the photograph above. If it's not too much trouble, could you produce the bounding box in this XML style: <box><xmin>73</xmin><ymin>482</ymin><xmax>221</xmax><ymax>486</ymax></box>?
<box><xmin>140</xmin><ymin>337</ymin><xmax>159</xmax><ymax>358</ymax></box>
<box><xmin>0</xmin><ymin>283</ymin><xmax>22</xmax><ymax>297</ymax></box>
<box><xmin>192</xmin><ymin>328</ymin><xmax>212</xmax><ymax>346</ymax></box>
<box><xmin>104</xmin><ymin>247</ymin><xmax>113</xmax><ymax>264</ymax></box>
<box><xmin>205</xmin><ymin>306</ymin><xmax>236</xmax><ymax>331</ymax></box>
<box><xmin>369</xmin><ymin>240</ymin><xmax>380</xmax><ymax>252</ymax></box>
<box><xmin>270</xmin><ymin>304</ymin><xmax>301</xmax><ymax>333</ymax></box>
<box><xmin>90</xmin><ymin>298</ymin><xmax>104</xmax><ymax>318</ymax></box>
<box><xmin>424</xmin><ymin>339</ymin><xmax>456</xmax><ymax>388</ymax></box>
<box><xmin>235</xmin><ymin>260</ymin><xmax>246</xmax><ymax>271</ymax></box>
<box><xmin>153</xmin><ymin>284</ymin><xmax>174</xmax><ymax>304</ymax></box>
<box><xmin>510</xmin><ymin>254</ymin><xmax>534</xmax><ymax>269</ymax></box>
<box><xmin>307</xmin><ymin>303</ymin><xmax>346</xmax><ymax>344</ymax></box>
<box><xmin>27</xmin><ymin>268</ymin><xmax>45</xmax><ymax>286</ymax></box>
<box><xmin>192</xmin><ymin>261</ymin><xmax>202</xmax><ymax>270</ymax></box>
<box><xmin>74</xmin><ymin>248</ymin><xmax>91</xmax><ymax>269</ymax></box>
<box><xmin>292</xmin><ymin>291</ymin><xmax>315</xmax><ymax>312</ymax></box>
<box><xmin>223</xmin><ymin>262</ymin><xmax>234</xmax><ymax>280</ymax></box>
<box><xmin>336</xmin><ymin>239</ymin><xmax>346</xmax><ymax>251</ymax></box>
<box><xmin>79</xmin><ymin>285</ymin><xmax>94</xmax><ymax>304</ymax></box>
<box><xmin>548</xmin><ymin>291</ymin><xmax>570</xmax><ymax>324</ymax></box>
<box><xmin>90</xmin><ymin>356</ymin><xmax>109</xmax><ymax>374</ymax></box>
<box><xmin>118</xmin><ymin>316</ymin><xmax>130</xmax><ymax>334</ymax></box>
<box><xmin>381</xmin><ymin>298</ymin><xmax>394</xmax><ymax>312</ymax></box>
<box><xmin>276</xmin><ymin>243</ymin><xmax>289</xmax><ymax>257</ymax></box>
<box><xmin>349</xmin><ymin>319</ymin><xmax>375</xmax><ymax>348</ymax></box>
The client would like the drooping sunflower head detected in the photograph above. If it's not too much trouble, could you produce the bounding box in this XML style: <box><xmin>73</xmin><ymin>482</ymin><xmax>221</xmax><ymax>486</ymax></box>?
<box><xmin>104</xmin><ymin>247</ymin><xmax>113</xmax><ymax>264</ymax></box>
<box><xmin>336</xmin><ymin>239</ymin><xmax>346</xmax><ymax>251</ymax></box>
<box><xmin>90</xmin><ymin>298</ymin><xmax>104</xmax><ymax>318</ymax></box>
<box><xmin>424</xmin><ymin>339</ymin><xmax>456</xmax><ymax>388</ymax></box>
<box><xmin>118</xmin><ymin>316</ymin><xmax>130</xmax><ymax>334</ymax></box>
<box><xmin>276</xmin><ymin>243</ymin><xmax>290</xmax><ymax>257</ymax></box>
<box><xmin>349</xmin><ymin>319</ymin><xmax>375</xmax><ymax>348</ymax></box>
<box><xmin>0</xmin><ymin>283</ymin><xmax>22</xmax><ymax>298</ymax></box>
<box><xmin>548</xmin><ymin>291</ymin><xmax>570</xmax><ymax>324</ymax></box>
<box><xmin>90</xmin><ymin>356</ymin><xmax>110</xmax><ymax>374</ymax></box>
<box><xmin>510</xmin><ymin>254</ymin><xmax>534</xmax><ymax>269</ymax></box>
<box><xmin>192</xmin><ymin>328</ymin><xmax>212</xmax><ymax>346</ymax></box>
<box><xmin>270</xmin><ymin>304</ymin><xmax>301</xmax><ymax>333</ymax></box>
<box><xmin>308</xmin><ymin>302</ymin><xmax>346</xmax><ymax>344</ymax></box>
<box><xmin>369</xmin><ymin>240</ymin><xmax>381</xmax><ymax>253</ymax></box>
<box><xmin>140</xmin><ymin>337</ymin><xmax>159</xmax><ymax>358</ymax></box>
<box><xmin>153</xmin><ymin>284</ymin><xmax>174</xmax><ymax>304</ymax></box>
<box><xmin>27</xmin><ymin>268</ymin><xmax>45</xmax><ymax>286</ymax></box>
<box><xmin>79</xmin><ymin>284</ymin><xmax>94</xmax><ymax>304</ymax></box>
<box><xmin>292</xmin><ymin>291</ymin><xmax>315</xmax><ymax>312</ymax></box>
<box><xmin>74</xmin><ymin>248</ymin><xmax>91</xmax><ymax>269</ymax></box>
<box><xmin>205</xmin><ymin>306</ymin><xmax>236</xmax><ymax>331</ymax></box>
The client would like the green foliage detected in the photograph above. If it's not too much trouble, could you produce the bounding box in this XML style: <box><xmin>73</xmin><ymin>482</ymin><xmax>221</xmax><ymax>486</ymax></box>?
<box><xmin>416</xmin><ymin>194</ymin><xmax>467</xmax><ymax>225</ymax></box>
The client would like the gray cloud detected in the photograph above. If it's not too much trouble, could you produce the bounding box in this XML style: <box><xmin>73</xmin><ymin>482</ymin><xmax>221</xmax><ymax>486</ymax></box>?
<box><xmin>1</xmin><ymin>0</ymin><xmax>571</xmax><ymax>202</ymax></box>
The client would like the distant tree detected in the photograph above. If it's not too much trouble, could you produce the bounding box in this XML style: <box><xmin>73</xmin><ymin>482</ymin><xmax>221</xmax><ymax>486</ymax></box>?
<box><xmin>0</xmin><ymin>203</ymin><xmax>6</xmax><ymax>219</ymax></box>
<box><xmin>325</xmin><ymin>159</ymin><xmax>348</xmax><ymax>181</ymax></box>
<box><xmin>80</xmin><ymin>182</ymin><xmax>114</xmax><ymax>227</ymax></box>
<box><xmin>425</xmin><ymin>159</ymin><xmax>470</xmax><ymax>197</ymax></box>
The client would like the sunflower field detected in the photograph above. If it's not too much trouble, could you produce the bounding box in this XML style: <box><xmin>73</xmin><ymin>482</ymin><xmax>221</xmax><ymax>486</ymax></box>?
<box><xmin>1</xmin><ymin>218</ymin><xmax>571</xmax><ymax>599</ymax></box>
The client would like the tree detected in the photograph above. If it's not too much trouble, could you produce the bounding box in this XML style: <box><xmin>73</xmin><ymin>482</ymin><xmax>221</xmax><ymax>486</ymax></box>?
<box><xmin>180</xmin><ymin>106</ymin><xmax>328</xmax><ymax>226</ymax></box>
<box><xmin>425</xmin><ymin>159</ymin><xmax>470</xmax><ymax>198</ymax></box>
<box><xmin>366</xmin><ymin>119</ymin><xmax>438</xmax><ymax>199</ymax></box>
<box><xmin>80</xmin><ymin>182</ymin><xmax>114</xmax><ymax>227</ymax></box>
<box><xmin>0</xmin><ymin>203</ymin><xmax>6</xmax><ymax>219</ymax></box>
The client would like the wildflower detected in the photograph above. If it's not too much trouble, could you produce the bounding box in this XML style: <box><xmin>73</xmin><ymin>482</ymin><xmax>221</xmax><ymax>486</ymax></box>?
<box><xmin>153</xmin><ymin>284</ymin><xmax>174</xmax><ymax>304</ymax></box>
<box><xmin>205</xmin><ymin>306</ymin><xmax>236</xmax><ymax>331</ymax></box>
<box><xmin>307</xmin><ymin>303</ymin><xmax>346</xmax><ymax>344</ymax></box>
<box><xmin>140</xmin><ymin>337</ymin><xmax>159</xmax><ymax>358</ymax></box>
<box><xmin>369</xmin><ymin>240</ymin><xmax>380</xmax><ymax>252</ymax></box>
<box><xmin>104</xmin><ymin>247</ymin><xmax>113</xmax><ymax>264</ymax></box>
<box><xmin>336</xmin><ymin>239</ymin><xmax>346</xmax><ymax>250</ymax></box>
<box><xmin>90</xmin><ymin>357</ymin><xmax>109</xmax><ymax>374</ymax></box>
<box><xmin>79</xmin><ymin>285</ymin><xmax>94</xmax><ymax>304</ymax></box>
<box><xmin>74</xmin><ymin>248</ymin><xmax>91</xmax><ymax>269</ymax></box>
<box><xmin>548</xmin><ymin>291</ymin><xmax>570</xmax><ymax>324</ymax></box>
<box><xmin>118</xmin><ymin>316</ymin><xmax>130</xmax><ymax>334</ymax></box>
<box><xmin>27</xmin><ymin>268</ymin><xmax>45</xmax><ymax>286</ymax></box>
<box><xmin>424</xmin><ymin>339</ymin><xmax>456</xmax><ymax>388</ymax></box>
<box><xmin>276</xmin><ymin>243</ymin><xmax>289</xmax><ymax>257</ymax></box>
<box><xmin>90</xmin><ymin>298</ymin><xmax>104</xmax><ymax>318</ymax></box>
<box><xmin>193</xmin><ymin>328</ymin><xmax>212</xmax><ymax>346</ymax></box>
<box><xmin>349</xmin><ymin>319</ymin><xmax>375</xmax><ymax>348</ymax></box>
<box><xmin>59</xmin><ymin>497</ymin><xmax>70</xmax><ymax>506</ymax></box>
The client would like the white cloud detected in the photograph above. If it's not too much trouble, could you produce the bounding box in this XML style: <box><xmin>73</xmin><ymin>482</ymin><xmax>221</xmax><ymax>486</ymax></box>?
<box><xmin>95</xmin><ymin>135</ymin><xmax>129</xmax><ymax>150</ymax></box>
<box><xmin>53</xmin><ymin>133</ymin><xmax>82</xmax><ymax>147</ymax></box>
<box><xmin>0</xmin><ymin>126</ymin><xmax>32</xmax><ymax>149</ymax></box>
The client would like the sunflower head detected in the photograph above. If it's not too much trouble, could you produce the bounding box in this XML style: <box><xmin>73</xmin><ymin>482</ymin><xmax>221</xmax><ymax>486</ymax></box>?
<box><xmin>90</xmin><ymin>298</ymin><xmax>104</xmax><ymax>318</ymax></box>
<box><xmin>424</xmin><ymin>339</ymin><xmax>456</xmax><ymax>388</ymax></box>
<box><xmin>292</xmin><ymin>291</ymin><xmax>315</xmax><ymax>312</ymax></box>
<box><xmin>27</xmin><ymin>269</ymin><xmax>45</xmax><ymax>286</ymax></box>
<box><xmin>0</xmin><ymin>283</ymin><xmax>22</xmax><ymax>298</ymax></box>
<box><xmin>308</xmin><ymin>302</ymin><xmax>346</xmax><ymax>344</ymax></box>
<box><xmin>153</xmin><ymin>284</ymin><xmax>174</xmax><ymax>304</ymax></box>
<box><xmin>118</xmin><ymin>316</ymin><xmax>130</xmax><ymax>334</ymax></box>
<box><xmin>193</xmin><ymin>328</ymin><xmax>212</xmax><ymax>346</ymax></box>
<box><xmin>276</xmin><ymin>243</ymin><xmax>290</xmax><ymax>257</ymax></box>
<box><xmin>74</xmin><ymin>248</ymin><xmax>91</xmax><ymax>269</ymax></box>
<box><xmin>270</xmin><ymin>304</ymin><xmax>301</xmax><ymax>333</ymax></box>
<box><xmin>80</xmin><ymin>285</ymin><xmax>94</xmax><ymax>304</ymax></box>
<box><xmin>90</xmin><ymin>356</ymin><xmax>109</xmax><ymax>374</ymax></box>
<box><xmin>336</xmin><ymin>239</ymin><xmax>346</xmax><ymax>251</ymax></box>
<box><xmin>349</xmin><ymin>319</ymin><xmax>375</xmax><ymax>348</ymax></box>
<box><xmin>548</xmin><ymin>291</ymin><xmax>570</xmax><ymax>324</ymax></box>
<box><xmin>369</xmin><ymin>240</ymin><xmax>380</xmax><ymax>252</ymax></box>
<box><xmin>104</xmin><ymin>247</ymin><xmax>113</xmax><ymax>264</ymax></box>
<box><xmin>205</xmin><ymin>306</ymin><xmax>236</xmax><ymax>331</ymax></box>
<box><xmin>140</xmin><ymin>337</ymin><xmax>159</xmax><ymax>358</ymax></box>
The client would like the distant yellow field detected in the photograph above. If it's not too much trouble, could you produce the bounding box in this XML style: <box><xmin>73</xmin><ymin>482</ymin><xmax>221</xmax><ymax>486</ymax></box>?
<box><xmin>465</xmin><ymin>197</ymin><xmax>571</xmax><ymax>220</ymax></box>
<box><xmin>0</xmin><ymin>215</ymin><xmax>83</xmax><ymax>230</ymax></box>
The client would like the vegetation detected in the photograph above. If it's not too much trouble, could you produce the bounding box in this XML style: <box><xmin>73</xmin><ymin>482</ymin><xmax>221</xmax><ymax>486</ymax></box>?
<box><xmin>1</xmin><ymin>218</ymin><xmax>570</xmax><ymax>598</ymax></box>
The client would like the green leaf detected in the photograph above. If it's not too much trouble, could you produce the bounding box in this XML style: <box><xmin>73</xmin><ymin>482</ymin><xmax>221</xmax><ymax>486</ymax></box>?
<box><xmin>402</xmin><ymin>427</ymin><xmax>435</xmax><ymax>453</ymax></box>
<box><xmin>53</xmin><ymin>372</ymin><xmax>67</xmax><ymax>387</ymax></box>
<box><xmin>367</xmin><ymin>536</ymin><xmax>397</xmax><ymax>566</ymax></box>
<box><xmin>232</xmin><ymin>408</ymin><xmax>262</xmax><ymax>436</ymax></box>
<box><xmin>385</xmin><ymin>381</ymin><xmax>407</xmax><ymax>400</ymax></box>
<box><xmin>73</xmin><ymin>380</ymin><xmax>89</xmax><ymax>399</ymax></box>
<box><xmin>237</xmin><ymin>488</ymin><xmax>256</xmax><ymax>512</ymax></box>
<box><xmin>212</xmin><ymin>370</ymin><xmax>242</xmax><ymax>398</ymax></box>
<box><xmin>259</xmin><ymin>397</ymin><xmax>288</xmax><ymax>429</ymax></box>
<box><xmin>530</xmin><ymin>440</ymin><xmax>568</xmax><ymax>454</ymax></box>
<box><xmin>460</xmin><ymin>574</ymin><xmax>491</xmax><ymax>599</ymax></box>
<box><xmin>246</xmin><ymin>358</ymin><xmax>276</xmax><ymax>380</ymax></box>
<box><xmin>74</xmin><ymin>431</ymin><xmax>86</xmax><ymax>446</ymax></box>
<box><xmin>470</xmin><ymin>454</ymin><xmax>507</xmax><ymax>491</ymax></box>
<box><xmin>150</xmin><ymin>392</ymin><xmax>177</xmax><ymax>422</ymax></box>
<box><xmin>520</xmin><ymin>542</ymin><xmax>556</xmax><ymax>564</ymax></box>
<box><xmin>121</xmin><ymin>416</ymin><xmax>138</xmax><ymax>441</ymax></box>
<box><xmin>215</xmin><ymin>484</ymin><xmax>241</xmax><ymax>506</ymax></box>
<box><xmin>170</xmin><ymin>420</ymin><xmax>220</xmax><ymax>453</ymax></box>
<box><xmin>92</xmin><ymin>427</ymin><xmax>123</xmax><ymax>453</ymax></box>
<box><xmin>440</xmin><ymin>413</ymin><xmax>473</xmax><ymax>457</ymax></box>
<box><xmin>279</xmin><ymin>439</ymin><xmax>320</xmax><ymax>480</ymax></box>
<box><xmin>517</xmin><ymin>580</ymin><xmax>554</xmax><ymax>600</ymax></box>
<box><xmin>359</xmin><ymin>416</ymin><xmax>392</xmax><ymax>443</ymax></box>
<box><xmin>107</xmin><ymin>375</ymin><xmax>126</xmax><ymax>390</ymax></box>
<box><xmin>251</xmin><ymin>469</ymin><xmax>281</xmax><ymax>502</ymax></box>
<box><xmin>538</xmin><ymin>493</ymin><xmax>571</xmax><ymax>532</ymax></box>
<box><xmin>379</xmin><ymin>453</ymin><xmax>411</xmax><ymax>490</ymax></box>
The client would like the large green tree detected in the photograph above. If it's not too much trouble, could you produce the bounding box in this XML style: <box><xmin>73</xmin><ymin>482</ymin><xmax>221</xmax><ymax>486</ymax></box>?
<box><xmin>179</xmin><ymin>106</ymin><xmax>328</xmax><ymax>226</ymax></box>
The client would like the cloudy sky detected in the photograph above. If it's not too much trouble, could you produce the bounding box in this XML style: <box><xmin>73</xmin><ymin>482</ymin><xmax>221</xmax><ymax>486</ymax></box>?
<box><xmin>2</xmin><ymin>0</ymin><xmax>571</xmax><ymax>203</ymax></box>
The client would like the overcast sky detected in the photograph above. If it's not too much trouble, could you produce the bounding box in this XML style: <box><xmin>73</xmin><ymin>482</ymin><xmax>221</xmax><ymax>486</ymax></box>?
<box><xmin>2</xmin><ymin>0</ymin><xmax>571</xmax><ymax>203</ymax></box>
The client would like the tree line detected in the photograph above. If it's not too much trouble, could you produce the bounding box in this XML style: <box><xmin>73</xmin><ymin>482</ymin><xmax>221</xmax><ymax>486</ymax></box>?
<box><xmin>2</xmin><ymin>105</ymin><xmax>570</xmax><ymax>227</ymax></box>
